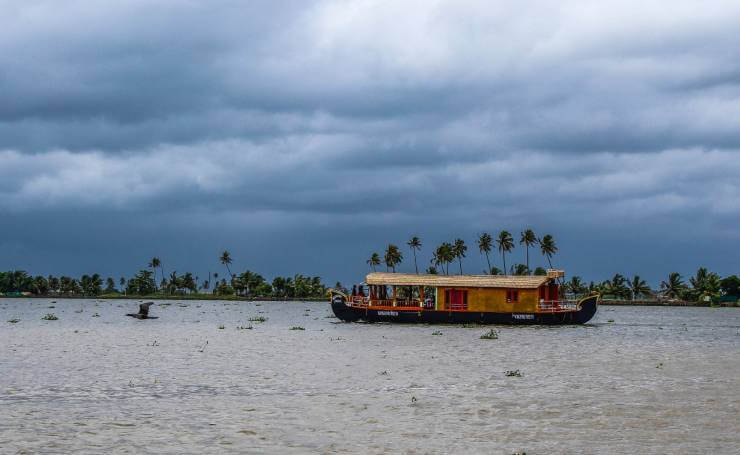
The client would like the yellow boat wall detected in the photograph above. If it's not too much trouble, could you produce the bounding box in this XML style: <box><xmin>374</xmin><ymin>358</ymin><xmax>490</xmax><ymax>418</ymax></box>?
<box><xmin>436</xmin><ymin>287</ymin><xmax>539</xmax><ymax>313</ymax></box>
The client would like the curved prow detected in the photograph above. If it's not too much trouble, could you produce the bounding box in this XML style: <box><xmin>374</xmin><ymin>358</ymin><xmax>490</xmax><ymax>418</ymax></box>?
<box><xmin>572</xmin><ymin>294</ymin><xmax>599</xmax><ymax>324</ymax></box>
<box><xmin>328</xmin><ymin>289</ymin><xmax>360</xmax><ymax>322</ymax></box>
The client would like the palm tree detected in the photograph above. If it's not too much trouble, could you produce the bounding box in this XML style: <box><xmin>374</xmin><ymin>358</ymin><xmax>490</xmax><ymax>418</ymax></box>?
<box><xmin>384</xmin><ymin>244</ymin><xmax>403</xmax><ymax>272</ymax></box>
<box><xmin>452</xmin><ymin>239</ymin><xmax>467</xmax><ymax>274</ymax></box>
<box><xmin>566</xmin><ymin>276</ymin><xmax>585</xmax><ymax>296</ymax></box>
<box><xmin>434</xmin><ymin>243</ymin><xmax>455</xmax><ymax>275</ymax></box>
<box><xmin>367</xmin><ymin>252</ymin><xmax>381</xmax><ymax>272</ymax></box>
<box><xmin>661</xmin><ymin>272</ymin><xmax>686</xmax><ymax>299</ymax></box>
<box><xmin>603</xmin><ymin>274</ymin><xmax>629</xmax><ymax>299</ymax></box>
<box><xmin>407</xmin><ymin>236</ymin><xmax>422</xmax><ymax>274</ymax></box>
<box><xmin>519</xmin><ymin>229</ymin><xmax>537</xmax><ymax>272</ymax></box>
<box><xmin>220</xmin><ymin>250</ymin><xmax>233</xmax><ymax>278</ymax></box>
<box><xmin>496</xmin><ymin>231</ymin><xmax>514</xmax><ymax>275</ymax></box>
<box><xmin>477</xmin><ymin>233</ymin><xmax>493</xmax><ymax>274</ymax></box>
<box><xmin>148</xmin><ymin>257</ymin><xmax>161</xmax><ymax>289</ymax></box>
<box><xmin>689</xmin><ymin>267</ymin><xmax>721</xmax><ymax>301</ymax></box>
<box><xmin>628</xmin><ymin>275</ymin><xmax>651</xmax><ymax>300</ymax></box>
<box><xmin>539</xmin><ymin>234</ymin><xmax>558</xmax><ymax>268</ymax></box>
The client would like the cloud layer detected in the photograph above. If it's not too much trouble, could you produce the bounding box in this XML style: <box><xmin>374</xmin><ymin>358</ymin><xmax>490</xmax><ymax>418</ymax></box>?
<box><xmin>2</xmin><ymin>0</ymin><xmax>739</xmax><ymax>285</ymax></box>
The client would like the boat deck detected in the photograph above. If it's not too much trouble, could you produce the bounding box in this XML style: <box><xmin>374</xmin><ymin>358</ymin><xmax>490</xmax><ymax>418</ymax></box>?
<box><xmin>346</xmin><ymin>297</ymin><xmax>581</xmax><ymax>313</ymax></box>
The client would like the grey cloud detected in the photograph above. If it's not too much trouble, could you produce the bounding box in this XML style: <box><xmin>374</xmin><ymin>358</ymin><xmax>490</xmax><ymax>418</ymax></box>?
<box><xmin>1</xmin><ymin>0</ymin><xmax>739</xmax><ymax>285</ymax></box>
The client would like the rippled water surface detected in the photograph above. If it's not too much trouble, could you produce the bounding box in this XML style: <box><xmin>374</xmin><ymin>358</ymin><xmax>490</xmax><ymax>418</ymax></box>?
<box><xmin>1</xmin><ymin>298</ymin><xmax>738</xmax><ymax>454</ymax></box>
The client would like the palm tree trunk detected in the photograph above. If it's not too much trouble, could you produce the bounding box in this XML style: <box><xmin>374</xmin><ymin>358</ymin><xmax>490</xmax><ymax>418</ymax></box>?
<box><xmin>502</xmin><ymin>252</ymin><xmax>506</xmax><ymax>276</ymax></box>
<box><xmin>526</xmin><ymin>246</ymin><xmax>529</xmax><ymax>271</ymax></box>
<box><xmin>485</xmin><ymin>252</ymin><xmax>491</xmax><ymax>274</ymax></box>
<box><xmin>458</xmin><ymin>258</ymin><xmax>462</xmax><ymax>275</ymax></box>
<box><xmin>413</xmin><ymin>250</ymin><xmax>418</xmax><ymax>274</ymax></box>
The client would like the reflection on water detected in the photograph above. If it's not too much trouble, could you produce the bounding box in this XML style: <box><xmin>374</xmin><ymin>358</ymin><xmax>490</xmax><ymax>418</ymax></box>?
<box><xmin>1</xmin><ymin>299</ymin><xmax>739</xmax><ymax>454</ymax></box>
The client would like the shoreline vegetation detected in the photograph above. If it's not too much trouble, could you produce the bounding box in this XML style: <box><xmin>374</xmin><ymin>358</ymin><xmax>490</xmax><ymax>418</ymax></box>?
<box><xmin>1</xmin><ymin>250</ymin><xmax>333</xmax><ymax>302</ymax></box>
<box><xmin>2</xmin><ymin>236</ymin><xmax>739</xmax><ymax>307</ymax></box>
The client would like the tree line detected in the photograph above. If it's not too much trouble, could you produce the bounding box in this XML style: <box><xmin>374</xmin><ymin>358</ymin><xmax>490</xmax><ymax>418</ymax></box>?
<box><xmin>367</xmin><ymin>229</ymin><xmax>557</xmax><ymax>276</ymax></box>
<box><xmin>366</xmin><ymin>231</ymin><xmax>740</xmax><ymax>302</ymax></box>
<box><xmin>0</xmin><ymin>250</ymin><xmax>328</xmax><ymax>299</ymax></box>
<box><xmin>566</xmin><ymin>268</ymin><xmax>740</xmax><ymax>302</ymax></box>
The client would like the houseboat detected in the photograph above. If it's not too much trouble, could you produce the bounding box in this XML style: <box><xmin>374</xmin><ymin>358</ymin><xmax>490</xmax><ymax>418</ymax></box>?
<box><xmin>329</xmin><ymin>270</ymin><xmax>599</xmax><ymax>324</ymax></box>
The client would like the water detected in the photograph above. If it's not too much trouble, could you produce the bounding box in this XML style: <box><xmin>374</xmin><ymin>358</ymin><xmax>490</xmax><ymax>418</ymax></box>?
<box><xmin>1</xmin><ymin>298</ymin><xmax>738</xmax><ymax>454</ymax></box>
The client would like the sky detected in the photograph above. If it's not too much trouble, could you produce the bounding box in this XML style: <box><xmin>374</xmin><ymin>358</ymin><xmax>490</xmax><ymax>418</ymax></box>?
<box><xmin>1</xmin><ymin>0</ymin><xmax>739</xmax><ymax>288</ymax></box>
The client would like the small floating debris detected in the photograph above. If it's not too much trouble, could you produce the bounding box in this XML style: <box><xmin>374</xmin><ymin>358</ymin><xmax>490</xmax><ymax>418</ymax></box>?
<box><xmin>379</xmin><ymin>370</ymin><xmax>389</xmax><ymax>375</ymax></box>
<box><xmin>411</xmin><ymin>396</ymin><xmax>417</xmax><ymax>403</ymax></box>
<box><xmin>42</xmin><ymin>313</ymin><xmax>58</xmax><ymax>321</ymax></box>
<box><xmin>607</xmin><ymin>319</ymin><xmax>615</xmax><ymax>323</ymax></box>
<box><xmin>656</xmin><ymin>362</ymin><xmax>664</xmax><ymax>369</ymax></box>
<box><xmin>431</xmin><ymin>331</ymin><xmax>443</xmax><ymax>336</ymax></box>
<box><xmin>290</xmin><ymin>326</ymin><xmax>305</xmax><ymax>330</ymax></box>
<box><xmin>480</xmin><ymin>329</ymin><xmax>499</xmax><ymax>340</ymax></box>
<box><xmin>248</xmin><ymin>316</ymin><xmax>267</xmax><ymax>323</ymax></box>
<box><xmin>92</xmin><ymin>313</ymin><xmax>100</xmax><ymax>317</ymax></box>
<box><xmin>504</xmin><ymin>370</ymin><xmax>522</xmax><ymax>377</ymax></box>
<box><xmin>7</xmin><ymin>319</ymin><xmax>20</xmax><ymax>324</ymax></box>
<box><xmin>236</xmin><ymin>325</ymin><xmax>253</xmax><ymax>330</ymax></box>
<box><xmin>48</xmin><ymin>305</ymin><xmax>55</xmax><ymax>309</ymax></box>
<box><xmin>218</xmin><ymin>325</ymin><xmax>225</xmax><ymax>330</ymax></box>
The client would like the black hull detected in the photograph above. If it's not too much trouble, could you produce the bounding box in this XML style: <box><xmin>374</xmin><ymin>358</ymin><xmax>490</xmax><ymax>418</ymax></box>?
<box><xmin>331</xmin><ymin>295</ymin><xmax>599</xmax><ymax>325</ymax></box>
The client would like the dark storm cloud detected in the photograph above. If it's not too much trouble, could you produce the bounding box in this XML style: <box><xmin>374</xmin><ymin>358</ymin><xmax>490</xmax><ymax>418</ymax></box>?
<box><xmin>1</xmin><ymin>0</ymin><xmax>740</xmax><ymax>285</ymax></box>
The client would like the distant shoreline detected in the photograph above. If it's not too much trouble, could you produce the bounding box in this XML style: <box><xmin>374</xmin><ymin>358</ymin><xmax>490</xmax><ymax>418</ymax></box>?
<box><xmin>600</xmin><ymin>299</ymin><xmax>738</xmax><ymax>307</ymax></box>
<box><xmin>1</xmin><ymin>294</ymin><xmax>737</xmax><ymax>307</ymax></box>
<box><xmin>0</xmin><ymin>294</ymin><xmax>326</xmax><ymax>302</ymax></box>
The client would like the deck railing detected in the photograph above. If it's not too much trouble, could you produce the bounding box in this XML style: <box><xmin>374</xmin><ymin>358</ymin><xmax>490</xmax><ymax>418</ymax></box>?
<box><xmin>347</xmin><ymin>296</ymin><xmax>432</xmax><ymax>309</ymax></box>
<box><xmin>538</xmin><ymin>299</ymin><xmax>580</xmax><ymax>312</ymax></box>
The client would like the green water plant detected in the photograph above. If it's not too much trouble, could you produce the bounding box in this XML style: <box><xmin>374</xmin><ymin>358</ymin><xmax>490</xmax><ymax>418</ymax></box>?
<box><xmin>431</xmin><ymin>330</ymin><xmax>443</xmax><ymax>335</ymax></box>
<box><xmin>480</xmin><ymin>329</ymin><xmax>499</xmax><ymax>340</ymax></box>
<box><xmin>42</xmin><ymin>313</ymin><xmax>58</xmax><ymax>321</ymax></box>
<box><xmin>7</xmin><ymin>319</ymin><xmax>20</xmax><ymax>323</ymax></box>
<box><xmin>505</xmin><ymin>370</ymin><xmax>522</xmax><ymax>377</ymax></box>
<box><xmin>218</xmin><ymin>325</ymin><xmax>225</xmax><ymax>329</ymax></box>
<box><xmin>290</xmin><ymin>326</ymin><xmax>305</xmax><ymax>330</ymax></box>
<box><xmin>248</xmin><ymin>316</ymin><xmax>267</xmax><ymax>323</ymax></box>
<box><xmin>236</xmin><ymin>325</ymin><xmax>253</xmax><ymax>330</ymax></box>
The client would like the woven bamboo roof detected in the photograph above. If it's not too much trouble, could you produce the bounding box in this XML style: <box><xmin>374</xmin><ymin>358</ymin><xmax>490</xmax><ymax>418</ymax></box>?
<box><xmin>365</xmin><ymin>272</ymin><xmax>551</xmax><ymax>289</ymax></box>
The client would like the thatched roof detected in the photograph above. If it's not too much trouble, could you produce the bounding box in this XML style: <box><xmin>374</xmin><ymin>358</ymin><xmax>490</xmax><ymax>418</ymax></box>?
<box><xmin>365</xmin><ymin>272</ymin><xmax>551</xmax><ymax>289</ymax></box>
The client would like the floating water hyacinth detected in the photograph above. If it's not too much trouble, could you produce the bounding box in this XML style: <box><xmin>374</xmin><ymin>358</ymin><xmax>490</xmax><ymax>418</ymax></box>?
<box><xmin>42</xmin><ymin>313</ymin><xmax>58</xmax><ymax>321</ymax></box>
<box><xmin>480</xmin><ymin>329</ymin><xmax>499</xmax><ymax>339</ymax></box>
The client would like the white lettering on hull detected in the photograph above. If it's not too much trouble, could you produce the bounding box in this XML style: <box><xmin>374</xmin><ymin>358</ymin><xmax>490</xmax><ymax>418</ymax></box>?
<box><xmin>377</xmin><ymin>311</ymin><xmax>399</xmax><ymax>316</ymax></box>
<box><xmin>512</xmin><ymin>314</ymin><xmax>535</xmax><ymax>320</ymax></box>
